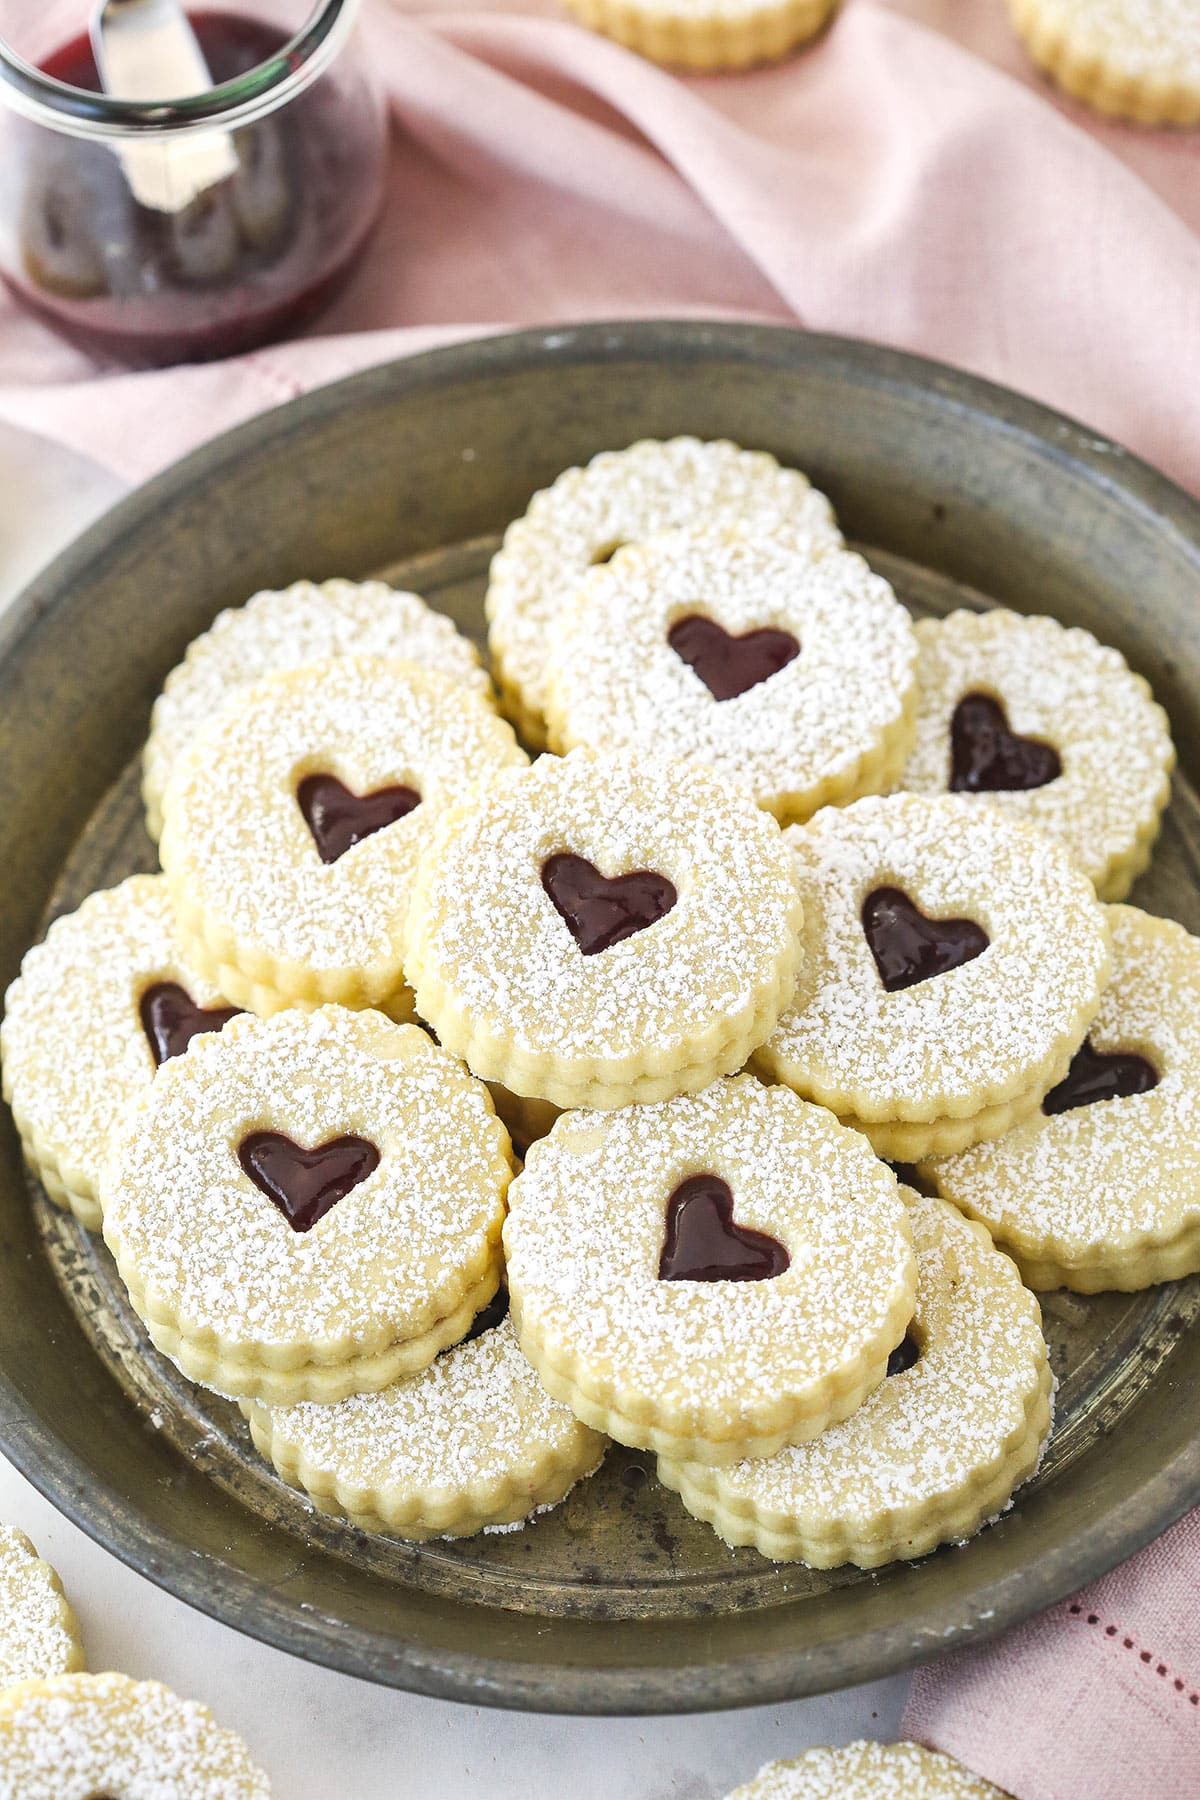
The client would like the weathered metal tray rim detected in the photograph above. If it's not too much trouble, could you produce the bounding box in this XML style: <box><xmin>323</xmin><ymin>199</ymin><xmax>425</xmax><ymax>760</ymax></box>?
<box><xmin>2</xmin><ymin>321</ymin><xmax>1200</xmax><ymax>1714</ymax></box>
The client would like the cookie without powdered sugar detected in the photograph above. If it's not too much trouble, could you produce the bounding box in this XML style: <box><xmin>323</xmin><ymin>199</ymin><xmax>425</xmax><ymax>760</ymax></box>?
<box><xmin>724</xmin><ymin>1741</ymin><xmax>1007</xmax><ymax>1799</ymax></box>
<box><xmin>0</xmin><ymin>1672</ymin><xmax>270</xmax><ymax>1798</ymax></box>
<box><xmin>660</xmin><ymin>1191</ymin><xmax>1051</xmax><ymax>1566</ymax></box>
<box><xmin>900</xmin><ymin>610</ymin><xmax>1174</xmax><ymax>899</ymax></box>
<box><xmin>403</xmin><ymin>748</ymin><xmax>806</xmax><ymax>1110</ymax></box>
<box><xmin>544</xmin><ymin>529</ymin><xmax>918</xmax><ymax>823</ymax></box>
<box><xmin>561</xmin><ymin>0</ymin><xmax>842</xmax><ymax>70</ymax></box>
<box><xmin>1</xmin><ymin>874</ymin><xmax>243</xmax><ymax>1230</ymax></box>
<box><xmin>101</xmin><ymin>1008</ymin><xmax>510</xmax><ymax>1404</ymax></box>
<box><xmin>924</xmin><ymin>906</ymin><xmax>1200</xmax><ymax>1291</ymax></box>
<box><xmin>504</xmin><ymin>1077</ymin><xmax>917</xmax><ymax>1465</ymax></box>
<box><xmin>755</xmin><ymin>793</ymin><xmax>1111</xmax><ymax>1159</ymax></box>
<box><xmin>246</xmin><ymin>1309</ymin><xmax>606</xmax><ymax>1539</ymax></box>
<box><xmin>160</xmin><ymin>654</ymin><xmax>526</xmax><ymax>1018</ymax></box>
<box><xmin>143</xmin><ymin>578</ymin><xmax>491</xmax><ymax>841</ymax></box>
<box><xmin>0</xmin><ymin>1525</ymin><xmax>84</xmax><ymax>1690</ymax></box>
<box><xmin>1009</xmin><ymin>0</ymin><xmax>1200</xmax><ymax>123</ymax></box>
<box><xmin>486</xmin><ymin>438</ymin><xmax>841</xmax><ymax>747</ymax></box>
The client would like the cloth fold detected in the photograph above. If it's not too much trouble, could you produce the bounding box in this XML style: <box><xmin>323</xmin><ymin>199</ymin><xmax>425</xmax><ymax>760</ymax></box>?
<box><xmin>0</xmin><ymin>4</ymin><xmax>1197</xmax><ymax>1795</ymax></box>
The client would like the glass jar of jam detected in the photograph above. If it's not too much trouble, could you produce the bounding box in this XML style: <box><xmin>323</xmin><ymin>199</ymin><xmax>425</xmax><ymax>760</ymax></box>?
<box><xmin>0</xmin><ymin>0</ymin><xmax>387</xmax><ymax>364</ymax></box>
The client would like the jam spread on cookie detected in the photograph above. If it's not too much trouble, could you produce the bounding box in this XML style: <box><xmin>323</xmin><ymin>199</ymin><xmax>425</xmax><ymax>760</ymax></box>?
<box><xmin>667</xmin><ymin>614</ymin><xmax>800</xmax><ymax>701</ymax></box>
<box><xmin>1041</xmin><ymin>1038</ymin><xmax>1159</xmax><ymax>1116</ymax></box>
<box><xmin>238</xmin><ymin>1131</ymin><xmax>380</xmax><ymax>1232</ymax></box>
<box><xmin>658</xmin><ymin>1173</ymin><xmax>791</xmax><ymax>1282</ymax></box>
<box><xmin>541</xmin><ymin>853</ymin><xmax>677</xmax><ymax>955</ymax></box>
<box><xmin>139</xmin><ymin>981</ymin><xmax>242</xmax><ymax>1066</ymax></box>
<box><xmin>297</xmin><ymin>773</ymin><xmax>420</xmax><ymax>864</ymax></box>
<box><xmin>886</xmin><ymin>1331</ymin><xmax>920</xmax><ymax>1377</ymax></box>
<box><xmin>862</xmin><ymin>887</ymin><xmax>989</xmax><ymax>993</ymax></box>
<box><xmin>949</xmin><ymin>693</ymin><xmax>1062</xmax><ymax>793</ymax></box>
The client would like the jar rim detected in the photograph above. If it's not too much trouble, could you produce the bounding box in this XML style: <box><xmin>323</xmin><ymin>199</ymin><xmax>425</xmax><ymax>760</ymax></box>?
<box><xmin>0</xmin><ymin>0</ymin><xmax>358</xmax><ymax>137</ymax></box>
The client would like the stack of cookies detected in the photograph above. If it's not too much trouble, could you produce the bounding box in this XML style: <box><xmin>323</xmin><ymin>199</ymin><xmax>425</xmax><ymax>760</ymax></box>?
<box><xmin>1</xmin><ymin>439</ymin><xmax>1189</xmax><ymax>1575</ymax></box>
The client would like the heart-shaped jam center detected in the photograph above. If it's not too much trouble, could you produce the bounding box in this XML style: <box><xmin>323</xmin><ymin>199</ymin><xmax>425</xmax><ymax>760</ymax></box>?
<box><xmin>862</xmin><ymin>887</ymin><xmax>989</xmax><ymax>993</ymax></box>
<box><xmin>886</xmin><ymin>1331</ymin><xmax>920</xmax><ymax>1377</ymax></box>
<box><xmin>541</xmin><ymin>853</ymin><xmax>677</xmax><ymax>955</ymax></box>
<box><xmin>667</xmin><ymin>614</ymin><xmax>800</xmax><ymax>701</ymax></box>
<box><xmin>1041</xmin><ymin>1038</ymin><xmax>1159</xmax><ymax>1116</ymax></box>
<box><xmin>949</xmin><ymin>693</ymin><xmax>1062</xmax><ymax>793</ymax></box>
<box><xmin>139</xmin><ymin>981</ymin><xmax>242</xmax><ymax>1066</ymax></box>
<box><xmin>658</xmin><ymin>1173</ymin><xmax>790</xmax><ymax>1282</ymax></box>
<box><xmin>297</xmin><ymin>773</ymin><xmax>420</xmax><ymax>865</ymax></box>
<box><xmin>238</xmin><ymin>1132</ymin><xmax>380</xmax><ymax>1233</ymax></box>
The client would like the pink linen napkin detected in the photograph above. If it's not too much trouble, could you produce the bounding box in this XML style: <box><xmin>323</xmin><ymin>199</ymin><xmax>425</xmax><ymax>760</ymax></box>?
<box><xmin>0</xmin><ymin>4</ymin><xmax>1198</xmax><ymax>1794</ymax></box>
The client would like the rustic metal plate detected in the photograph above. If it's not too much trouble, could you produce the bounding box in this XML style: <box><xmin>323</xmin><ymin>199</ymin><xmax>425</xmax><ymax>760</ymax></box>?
<box><xmin>1</xmin><ymin>324</ymin><xmax>1199</xmax><ymax>1713</ymax></box>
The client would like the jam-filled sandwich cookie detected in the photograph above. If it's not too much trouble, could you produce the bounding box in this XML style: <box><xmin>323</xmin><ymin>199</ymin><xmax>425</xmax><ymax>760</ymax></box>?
<box><xmin>503</xmin><ymin>1077</ymin><xmax>917</xmax><ymax>1464</ymax></box>
<box><xmin>101</xmin><ymin>1008</ymin><xmax>510</xmax><ymax>1404</ymax></box>
<box><xmin>160</xmin><ymin>654</ymin><xmax>525</xmax><ymax>1017</ymax></box>
<box><xmin>246</xmin><ymin>1297</ymin><xmax>606</xmax><ymax>1539</ymax></box>
<box><xmin>0</xmin><ymin>1525</ymin><xmax>84</xmax><ymax>1689</ymax></box>
<box><xmin>661</xmin><ymin>1192</ymin><xmax>1051</xmax><ymax>1566</ymax></box>
<box><xmin>724</xmin><ymin>1741</ymin><xmax>1007</xmax><ymax>1799</ymax></box>
<box><xmin>755</xmin><ymin>793</ymin><xmax>1111</xmax><ymax>1159</ymax></box>
<box><xmin>486</xmin><ymin>438</ymin><xmax>840</xmax><ymax>747</ymax></box>
<box><xmin>925</xmin><ymin>906</ymin><xmax>1200</xmax><ymax>1292</ymax></box>
<box><xmin>562</xmin><ymin>0</ymin><xmax>841</xmax><ymax>71</ymax></box>
<box><xmin>0</xmin><ymin>1672</ymin><xmax>270</xmax><ymax>1797</ymax></box>
<box><xmin>404</xmin><ymin>749</ymin><xmax>805</xmax><ymax>1110</ymax></box>
<box><xmin>1009</xmin><ymin>0</ymin><xmax>1200</xmax><ymax>124</ymax></box>
<box><xmin>143</xmin><ymin>577</ymin><xmax>491</xmax><ymax>840</ymax></box>
<box><xmin>1</xmin><ymin>875</ymin><xmax>243</xmax><ymax>1230</ymax></box>
<box><xmin>543</xmin><ymin>531</ymin><xmax>918</xmax><ymax>823</ymax></box>
<box><xmin>900</xmin><ymin>610</ymin><xmax>1174</xmax><ymax>900</ymax></box>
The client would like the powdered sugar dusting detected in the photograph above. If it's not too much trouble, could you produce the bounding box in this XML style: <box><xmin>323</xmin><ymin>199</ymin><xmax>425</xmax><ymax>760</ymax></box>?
<box><xmin>0</xmin><ymin>1671</ymin><xmax>270</xmax><ymax>1798</ymax></box>
<box><xmin>0</xmin><ymin>1527</ymin><xmax>80</xmax><ymax>1689</ymax></box>
<box><xmin>1032</xmin><ymin>0</ymin><xmax>1200</xmax><ymax>77</ymax></box>
<box><xmin>545</xmin><ymin>530</ymin><xmax>916</xmax><ymax>817</ymax></box>
<box><xmin>725</xmin><ymin>1739</ymin><xmax>1005</xmax><ymax>1798</ymax></box>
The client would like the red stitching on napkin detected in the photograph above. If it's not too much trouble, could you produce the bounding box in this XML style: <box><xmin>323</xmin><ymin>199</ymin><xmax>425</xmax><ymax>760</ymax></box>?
<box><xmin>1066</xmin><ymin>1604</ymin><xmax>1200</xmax><ymax>1706</ymax></box>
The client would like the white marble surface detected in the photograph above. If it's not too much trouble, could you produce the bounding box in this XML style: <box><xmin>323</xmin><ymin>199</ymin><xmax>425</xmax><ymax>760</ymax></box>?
<box><xmin>0</xmin><ymin>419</ymin><xmax>912</xmax><ymax>1794</ymax></box>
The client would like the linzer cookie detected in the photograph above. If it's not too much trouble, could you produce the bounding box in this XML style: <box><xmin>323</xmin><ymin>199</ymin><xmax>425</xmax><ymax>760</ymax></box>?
<box><xmin>661</xmin><ymin>1192</ymin><xmax>1051</xmax><ymax>1566</ymax></box>
<box><xmin>486</xmin><ymin>438</ymin><xmax>840</xmax><ymax>746</ymax></box>
<box><xmin>755</xmin><ymin>793</ymin><xmax>1111</xmax><ymax>1159</ymax></box>
<box><xmin>900</xmin><ymin>610</ymin><xmax>1174</xmax><ymax>899</ymax></box>
<box><xmin>246</xmin><ymin>1304</ymin><xmax>606</xmax><ymax>1538</ymax></box>
<box><xmin>143</xmin><ymin>578</ymin><xmax>492</xmax><ymax>840</ymax></box>
<box><xmin>1009</xmin><ymin>0</ymin><xmax>1200</xmax><ymax>124</ymax></box>
<box><xmin>562</xmin><ymin>0</ymin><xmax>841</xmax><ymax>70</ymax></box>
<box><xmin>724</xmin><ymin>1742</ymin><xmax>1007</xmax><ymax>1799</ymax></box>
<box><xmin>0</xmin><ymin>1672</ymin><xmax>270</xmax><ymax>1797</ymax></box>
<box><xmin>1</xmin><ymin>875</ymin><xmax>242</xmax><ymax>1230</ymax></box>
<box><xmin>543</xmin><ymin>531</ymin><xmax>918</xmax><ymax>823</ymax></box>
<box><xmin>0</xmin><ymin>1526</ymin><xmax>84</xmax><ymax>1689</ymax></box>
<box><xmin>924</xmin><ymin>906</ymin><xmax>1200</xmax><ymax>1291</ymax></box>
<box><xmin>100</xmin><ymin>1009</ymin><xmax>509</xmax><ymax>1404</ymax></box>
<box><xmin>403</xmin><ymin>749</ymin><xmax>805</xmax><ymax>1110</ymax></box>
<box><xmin>159</xmin><ymin>655</ymin><xmax>526</xmax><ymax>1017</ymax></box>
<box><xmin>503</xmin><ymin>1077</ymin><xmax>916</xmax><ymax>1464</ymax></box>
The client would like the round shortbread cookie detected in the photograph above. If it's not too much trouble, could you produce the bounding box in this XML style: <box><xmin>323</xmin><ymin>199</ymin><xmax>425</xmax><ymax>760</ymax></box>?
<box><xmin>543</xmin><ymin>530</ymin><xmax>918</xmax><ymax>823</ymax></box>
<box><xmin>661</xmin><ymin>1192</ymin><xmax>1051</xmax><ymax>1565</ymax></box>
<box><xmin>485</xmin><ymin>438</ymin><xmax>841</xmax><ymax>746</ymax></box>
<box><xmin>403</xmin><ymin>749</ymin><xmax>806</xmax><ymax>1110</ymax></box>
<box><xmin>143</xmin><ymin>578</ymin><xmax>491</xmax><ymax>840</ymax></box>
<box><xmin>101</xmin><ymin>1008</ymin><xmax>510</xmax><ymax>1404</ymax></box>
<box><xmin>159</xmin><ymin>655</ymin><xmax>526</xmax><ymax>1017</ymax></box>
<box><xmin>900</xmin><ymin>610</ymin><xmax>1174</xmax><ymax>899</ymax></box>
<box><xmin>0</xmin><ymin>1672</ymin><xmax>270</xmax><ymax>1797</ymax></box>
<box><xmin>0</xmin><ymin>1526</ymin><xmax>84</xmax><ymax>1690</ymax></box>
<box><xmin>503</xmin><ymin>1077</ymin><xmax>917</xmax><ymax>1465</ymax></box>
<box><xmin>561</xmin><ymin>0</ymin><xmax>841</xmax><ymax>70</ymax></box>
<box><xmin>1</xmin><ymin>875</ymin><xmax>243</xmax><ymax>1230</ymax></box>
<box><xmin>923</xmin><ymin>905</ymin><xmax>1200</xmax><ymax>1291</ymax></box>
<box><xmin>246</xmin><ymin>1306</ymin><xmax>606</xmax><ymax>1538</ymax></box>
<box><xmin>1009</xmin><ymin>0</ymin><xmax>1200</xmax><ymax>124</ymax></box>
<box><xmin>754</xmin><ymin>793</ymin><xmax>1111</xmax><ymax>1160</ymax></box>
<box><xmin>724</xmin><ymin>1741</ymin><xmax>1006</xmax><ymax>1799</ymax></box>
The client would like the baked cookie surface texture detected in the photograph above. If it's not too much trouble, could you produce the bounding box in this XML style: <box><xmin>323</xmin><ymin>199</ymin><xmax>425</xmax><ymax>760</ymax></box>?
<box><xmin>724</xmin><ymin>1740</ymin><xmax>1007</xmax><ymax>1799</ymax></box>
<box><xmin>1009</xmin><ymin>0</ymin><xmax>1200</xmax><ymax>124</ymax></box>
<box><xmin>0</xmin><ymin>1526</ymin><xmax>84</xmax><ymax>1690</ymax></box>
